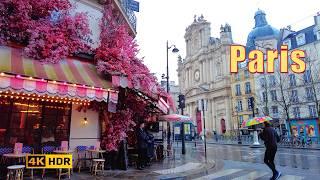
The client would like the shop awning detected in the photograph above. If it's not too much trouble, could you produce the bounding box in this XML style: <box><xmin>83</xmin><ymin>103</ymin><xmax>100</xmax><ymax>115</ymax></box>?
<box><xmin>0</xmin><ymin>46</ymin><xmax>115</xmax><ymax>102</ymax></box>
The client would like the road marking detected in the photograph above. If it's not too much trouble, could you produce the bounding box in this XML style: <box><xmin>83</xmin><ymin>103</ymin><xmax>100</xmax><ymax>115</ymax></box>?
<box><xmin>153</xmin><ymin>162</ymin><xmax>201</xmax><ymax>174</ymax></box>
<box><xmin>231</xmin><ymin>171</ymin><xmax>268</xmax><ymax>180</ymax></box>
<box><xmin>279</xmin><ymin>175</ymin><xmax>304</xmax><ymax>180</ymax></box>
<box><xmin>194</xmin><ymin>169</ymin><xmax>242</xmax><ymax>180</ymax></box>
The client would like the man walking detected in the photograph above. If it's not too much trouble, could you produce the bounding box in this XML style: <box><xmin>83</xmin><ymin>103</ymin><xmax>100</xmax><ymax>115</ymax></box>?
<box><xmin>259</xmin><ymin>121</ymin><xmax>281</xmax><ymax>180</ymax></box>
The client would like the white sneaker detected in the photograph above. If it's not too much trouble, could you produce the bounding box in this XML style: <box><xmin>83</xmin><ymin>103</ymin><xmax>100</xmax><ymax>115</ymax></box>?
<box><xmin>275</xmin><ymin>171</ymin><xmax>281</xmax><ymax>180</ymax></box>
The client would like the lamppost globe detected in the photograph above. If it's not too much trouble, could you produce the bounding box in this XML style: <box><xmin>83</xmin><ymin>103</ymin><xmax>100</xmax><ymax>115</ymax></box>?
<box><xmin>172</xmin><ymin>46</ymin><xmax>179</xmax><ymax>53</ymax></box>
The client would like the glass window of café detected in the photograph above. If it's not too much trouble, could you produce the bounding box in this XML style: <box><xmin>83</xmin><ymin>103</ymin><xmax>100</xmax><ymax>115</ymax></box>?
<box><xmin>0</xmin><ymin>97</ymin><xmax>71</xmax><ymax>149</ymax></box>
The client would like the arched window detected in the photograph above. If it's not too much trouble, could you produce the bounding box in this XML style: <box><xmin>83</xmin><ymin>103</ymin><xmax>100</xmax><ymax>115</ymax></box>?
<box><xmin>221</xmin><ymin>119</ymin><xmax>226</xmax><ymax>134</ymax></box>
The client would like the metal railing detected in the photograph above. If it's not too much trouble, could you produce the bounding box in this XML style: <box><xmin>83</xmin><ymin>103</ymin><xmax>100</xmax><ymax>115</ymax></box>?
<box><xmin>209</xmin><ymin>134</ymin><xmax>320</xmax><ymax>148</ymax></box>
<box><xmin>118</xmin><ymin>0</ymin><xmax>137</xmax><ymax>31</ymax></box>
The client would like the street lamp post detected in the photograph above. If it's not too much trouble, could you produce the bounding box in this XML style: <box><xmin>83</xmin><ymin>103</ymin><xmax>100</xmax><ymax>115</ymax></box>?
<box><xmin>165</xmin><ymin>40</ymin><xmax>179</xmax><ymax>93</ymax></box>
<box><xmin>198</xmin><ymin>84</ymin><xmax>209</xmax><ymax>162</ymax></box>
<box><xmin>202</xmin><ymin>99</ymin><xmax>207</xmax><ymax>161</ymax></box>
<box><xmin>178</xmin><ymin>94</ymin><xmax>186</xmax><ymax>155</ymax></box>
<box><xmin>235</xmin><ymin>106</ymin><xmax>242</xmax><ymax>144</ymax></box>
<box><xmin>164</xmin><ymin>40</ymin><xmax>179</xmax><ymax>151</ymax></box>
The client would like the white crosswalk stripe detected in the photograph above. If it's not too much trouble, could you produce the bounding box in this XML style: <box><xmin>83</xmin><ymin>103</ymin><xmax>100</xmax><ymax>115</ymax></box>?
<box><xmin>194</xmin><ymin>169</ymin><xmax>242</xmax><ymax>180</ymax></box>
<box><xmin>279</xmin><ymin>175</ymin><xmax>304</xmax><ymax>180</ymax></box>
<box><xmin>194</xmin><ymin>168</ymin><xmax>305</xmax><ymax>180</ymax></box>
<box><xmin>231</xmin><ymin>171</ymin><xmax>268</xmax><ymax>180</ymax></box>
<box><xmin>153</xmin><ymin>162</ymin><xmax>202</xmax><ymax>174</ymax></box>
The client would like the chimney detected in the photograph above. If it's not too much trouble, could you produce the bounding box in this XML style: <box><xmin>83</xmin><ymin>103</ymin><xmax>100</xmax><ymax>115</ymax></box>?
<box><xmin>314</xmin><ymin>12</ymin><xmax>320</xmax><ymax>25</ymax></box>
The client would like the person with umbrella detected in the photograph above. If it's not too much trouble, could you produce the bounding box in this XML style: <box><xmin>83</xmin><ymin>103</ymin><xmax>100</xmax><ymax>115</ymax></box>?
<box><xmin>259</xmin><ymin>121</ymin><xmax>281</xmax><ymax>180</ymax></box>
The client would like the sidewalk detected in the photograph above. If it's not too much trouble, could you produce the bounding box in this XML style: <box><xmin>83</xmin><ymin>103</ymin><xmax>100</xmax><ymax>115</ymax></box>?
<box><xmin>32</xmin><ymin>151</ymin><xmax>215</xmax><ymax>180</ymax></box>
<box><xmin>202</xmin><ymin>139</ymin><xmax>320</xmax><ymax>150</ymax></box>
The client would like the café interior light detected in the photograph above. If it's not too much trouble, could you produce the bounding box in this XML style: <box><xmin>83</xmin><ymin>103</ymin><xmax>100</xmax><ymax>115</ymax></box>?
<box><xmin>82</xmin><ymin>117</ymin><xmax>88</xmax><ymax>125</ymax></box>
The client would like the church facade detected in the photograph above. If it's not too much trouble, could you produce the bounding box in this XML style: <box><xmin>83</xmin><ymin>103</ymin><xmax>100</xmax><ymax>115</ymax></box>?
<box><xmin>177</xmin><ymin>16</ymin><xmax>233</xmax><ymax>134</ymax></box>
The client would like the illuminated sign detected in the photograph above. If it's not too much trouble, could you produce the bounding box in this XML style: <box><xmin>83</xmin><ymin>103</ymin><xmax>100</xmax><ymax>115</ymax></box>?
<box><xmin>26</xmin><ymin>154</ymin><xmax>72</xmax><ymax>169</ymax></box>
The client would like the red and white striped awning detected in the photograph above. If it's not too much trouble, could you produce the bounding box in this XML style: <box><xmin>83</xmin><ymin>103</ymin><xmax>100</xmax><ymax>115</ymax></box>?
<box><xmin>0</xmin><ymin>46</ymin><xmax>117</xmax><ymax>102</ymax></box>
<box><xmin>0</xmin><ymin>74</ymin><xmax>117</xmax><ymax>102</ymax></box>
<box><xmin>157</xmin><ymin>97</ymin><xmax>169</xmax><ymax>114</ymax></box>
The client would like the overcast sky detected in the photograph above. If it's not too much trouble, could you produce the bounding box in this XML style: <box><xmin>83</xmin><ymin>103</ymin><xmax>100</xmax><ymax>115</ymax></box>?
<box><xmin>135</xmin><ymin>0</ymin><xmax>320</xmax><ymax>84</ymax></box>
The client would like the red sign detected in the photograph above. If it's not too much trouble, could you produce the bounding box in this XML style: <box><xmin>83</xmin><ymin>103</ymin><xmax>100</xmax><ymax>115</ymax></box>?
<box><xmin>196</xmin><ymin>111</ymin><xmax>202</xmax><ymax>134</ymax></box>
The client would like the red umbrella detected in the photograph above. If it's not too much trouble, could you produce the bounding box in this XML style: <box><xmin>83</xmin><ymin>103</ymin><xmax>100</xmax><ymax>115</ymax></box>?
<box><xmin>159</xmin><ymin>114</ymin><xmax>193</xmax><ymax>123</ymax></box>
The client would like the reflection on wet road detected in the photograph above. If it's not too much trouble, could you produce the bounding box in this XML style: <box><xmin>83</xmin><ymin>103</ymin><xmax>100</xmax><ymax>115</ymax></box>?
<box><xmin>176</xmin><ymin>143</ymin><xmax>320</xmax><ymax>179</ymax></box>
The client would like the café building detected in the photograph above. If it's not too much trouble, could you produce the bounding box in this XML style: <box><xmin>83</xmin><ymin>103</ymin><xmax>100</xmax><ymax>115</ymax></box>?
<box><xmin>0</xmin><ymin>46</ymin><xmax>118</xmax><ymax>150</ymax></box>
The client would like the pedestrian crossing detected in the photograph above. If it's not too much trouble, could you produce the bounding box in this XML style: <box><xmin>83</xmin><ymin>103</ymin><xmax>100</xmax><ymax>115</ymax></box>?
<box><xmin>198</xmin><ymin>144</ymin><xmax>320</xmax><ymax>170</ymax></box>
<box><xmin>193</xmin><ymin>168</ymin><xmax>304</xmax><ymax>180</ymax></box>
<box><xmin>154</xmin><ymin>162</ymin><xmax>202</xmax><ymax>174</ymax></box>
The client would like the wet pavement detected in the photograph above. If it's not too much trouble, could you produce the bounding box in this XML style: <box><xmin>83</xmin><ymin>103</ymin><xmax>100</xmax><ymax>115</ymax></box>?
<box><xmin>29</xmin><ymin>143</ymin><xmax>320</xmax><ymax>179</ymax></box>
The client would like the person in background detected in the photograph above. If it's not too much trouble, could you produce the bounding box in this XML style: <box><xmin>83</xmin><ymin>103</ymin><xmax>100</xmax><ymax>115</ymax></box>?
<box><xmin>41</xmin><ymin>129</ymin><xmax>55</xmax><ymax>143</ymax></box>
<box><xmin>136</xmin><ymin>121</ymin><xmax>148</xmax><ymax>170</ymax></box>
<box><xmin>259</xmin><ymin>121</ymin><xmax>281</xmax><ymax>180</ymax></box>
<box><xmin>146</xmin><ymin>128</ymin><xmax>155</xmax><ymax>166</ymax></box>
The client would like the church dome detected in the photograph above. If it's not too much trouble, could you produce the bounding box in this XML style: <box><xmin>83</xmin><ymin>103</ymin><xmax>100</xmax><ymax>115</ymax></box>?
<box><xmin>246</xmin><ymin>9</ymin><xmax>279</xmax><ymax>50</ymax></box>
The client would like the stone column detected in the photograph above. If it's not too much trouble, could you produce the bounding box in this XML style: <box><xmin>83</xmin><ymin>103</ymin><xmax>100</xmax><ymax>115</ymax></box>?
<box><xmin>207</xmin><ymin>99</ymin><xmax>212</xmax><ymax>131</ymax></box>
<box><xmin>185</xmin><ymin>70</ymin><xmax>188</xmax><ymax>88</ymax></box>
<box><xmin>204</xmin><ymin>61</ymin><xmax>207</xmax><ymax>83</ymax></box>
<box><xmin>200</xmin><ymin>61</ymin><xmax>203</xmax><ymax>83</ymax></box>
<box><xmin>209</xmin><ymin>59</ymin><xmax>212</xmax><ymax>82</ymax></box>
<box><xmin>211</xmin><ymin>99</ymin><xmax>217</xmax><ymax>133</ymax></box>
<box><xmin>207</xmin><ymin>59</ymin><xmax>211</xmax><ymax>83</ymax></box>
<box><xmin>225</xmin><ymin>97</ymin><xmax>232</xmax><ymax>131</ymax></box>
<box><xmin>189</xmin><ymin>68</ymin><xmax>192</xmax><ymax>86</ymax></box>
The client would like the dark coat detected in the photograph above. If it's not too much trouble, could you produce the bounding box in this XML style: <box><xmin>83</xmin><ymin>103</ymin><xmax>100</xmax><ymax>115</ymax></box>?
<box><xmin>136</xmin><ymin>128</ymin><xmax>148</xmax><ymax>149</ymax></box>
<box><xmin>146</xmin><ymin>132</ymin><xmax>155</xmax><ymax>158</ymax></box>
<box><xmin>259</xmin><ymin>126</ymin><xmax>277</xmax><ymax>149</ymax></box>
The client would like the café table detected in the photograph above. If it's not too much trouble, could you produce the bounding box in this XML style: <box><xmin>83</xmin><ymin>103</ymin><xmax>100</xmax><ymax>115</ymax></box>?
<box><xmin>3</xmin><ymin>153</ymin><xmax>29</xmax><ymax>164</ymax></box>
<box><xmin>86</xmin><ymin>149</ymin><xmax>106</xmax><ymax>159</ymax></box>
<box><xmin>3</xmin><ymin>153</ymin><xmax>33</xmax><ymax>178</ymax></box>
<box><xmin>53</xmin><ymin>149</ymin><xmax>74</xmax><ymax>179</ymax></box>
<box><xmin>53</xmin><ymin>150</ymin><xmax>74</xmax><ymax>154</ymax></box>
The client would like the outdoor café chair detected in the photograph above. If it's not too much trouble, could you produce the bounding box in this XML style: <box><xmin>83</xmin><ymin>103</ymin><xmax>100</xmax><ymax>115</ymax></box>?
<box><xmin>22</xmin><ymin>146</ymin><xmax>34</xmax><ymax>179</ymax></box>
<box><xmin>0</xmin><ymin>147</ymin><xmax>13</xmax><ymax>164</ymax></box>
<box><xmin>76</xmin><ymin>146</ymin><xmax>89</xmax><ymax>172</ymax></box>
<box><xmin>22</xmin><ymin>146</ymin><xmax>33</xmax><ymax>154</ymax></box>
<box><xmin>91</xmin><ymin>159</ymin><xmax>105</xmax><ymax>176</ymax></box>
<box><xmin>41</xmin><ymin>146</ymin><xmax>56</xmax><ymax>178</ymax></box>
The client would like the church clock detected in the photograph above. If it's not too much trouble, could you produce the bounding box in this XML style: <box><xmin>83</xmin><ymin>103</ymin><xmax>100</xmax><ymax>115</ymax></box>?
<box><xmin>194</xmin><ymin>70</ymin><xmax>200</xmax><ymax>82</ymax></box>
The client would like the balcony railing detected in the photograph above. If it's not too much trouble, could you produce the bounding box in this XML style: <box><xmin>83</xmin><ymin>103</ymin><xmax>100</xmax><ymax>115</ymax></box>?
<box><xmin>118</xmin><ymin>0</ymin><xmax>137</xmax><ymax>31</ymax></box>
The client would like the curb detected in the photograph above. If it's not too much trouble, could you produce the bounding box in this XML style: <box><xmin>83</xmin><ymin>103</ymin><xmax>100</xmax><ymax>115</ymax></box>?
<box><xmin>183</xmin><ymin>141</ymin><xmax>320</xmax><ymax>150</ymax></box>
<box><xmin>204</xmin><ymin>141</ymin><xmax>320</xmax><ymax>150</ymax></box>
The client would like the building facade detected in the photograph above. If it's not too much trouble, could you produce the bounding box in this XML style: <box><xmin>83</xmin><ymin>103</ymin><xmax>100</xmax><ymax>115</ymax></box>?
<box><xmin>177</xmin><ymin>15</ymin><xmax>233</xmax><ymax>134</ymax></box>
<box><xmin>252</xmin><ymin>10</ymin><xmax>320</xmax><ymax>137</ymax></box>
<box><xmin>231</xmin><ymin>63</ymin><xmax>256</xmax><ymax>131</ymax></box>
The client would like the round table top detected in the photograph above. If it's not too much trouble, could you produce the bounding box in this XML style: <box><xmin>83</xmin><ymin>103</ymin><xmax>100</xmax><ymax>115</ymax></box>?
<box><xmin>87</xmin><ymin>149</ymin><xmax>106</xmax><ymax>153</ymax></box>
<box><xmin>3</xmin><ymin>153</ymin><xmax>28</xmax><ymax>158</ymax></box>
<box><xmin>7</xmin><ymin>165</ymin><xmax>25</xmax><ymax>170</ymax></box>
<box><xmin>53</xmin><ymin>150</ymin><xmax>74</xmax><ymax>154</ymax></box>
<box><xmin>92</xmin><ymin>159</ymin><xmax>105</xmax><ymax>162</ymax></box>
